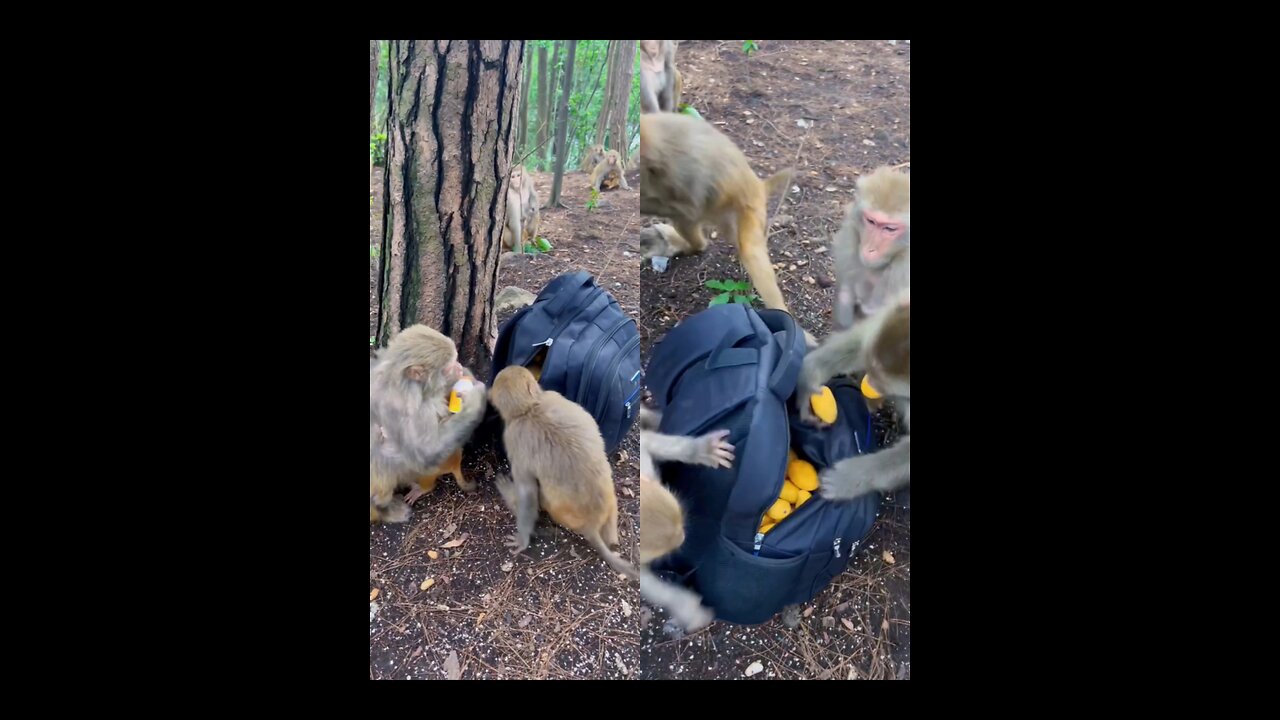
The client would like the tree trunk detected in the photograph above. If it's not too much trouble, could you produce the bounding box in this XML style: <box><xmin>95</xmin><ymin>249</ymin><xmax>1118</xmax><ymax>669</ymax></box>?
<box><xmin>378</xmin><ymin>40</ymin><xmax>524</xmax><ymax>372</ymax></box>
<box><xmin>609</xmin><ymin>41</ymin><xmax>635</xmax><ymax>164</ymax></box>
<box><xmin>541</xmin><ymin>41</ymin><xmax>561</xmax><ymax>172</ymax></box>
<box><xmin>547</xmin><ymin>40</ymin><xmax>577</xmax><ymax>208</ymax></box>
<box><xmin>535</xmin><ymin>44</ymin><xmax>549</xmax><ymax>171</ymax></box>
<box><xmin>518</xmin><ymin>45</ymin><xmax>532</xmax><ymax>159</ymax></box>
<box><xmin>370</xmin><ymin>40</ymin><xmax>378</xmax><ymax>192</ymax></box>
<box><xmin>595</xmin><ymin>41</ymin><xmax>616</xmax><ymax>147</ymax></box>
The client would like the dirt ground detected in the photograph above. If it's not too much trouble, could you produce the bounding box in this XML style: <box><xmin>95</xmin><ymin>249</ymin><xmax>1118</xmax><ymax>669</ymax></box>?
<box><xmin>369</xmin><ymin>165</ymin><xmax>644</xmax><ymax>679</ymax></box>
<box><xmin>637</xmin><ymin>39</ymin><xmax>911</xmax><ymax>680</ymax></box>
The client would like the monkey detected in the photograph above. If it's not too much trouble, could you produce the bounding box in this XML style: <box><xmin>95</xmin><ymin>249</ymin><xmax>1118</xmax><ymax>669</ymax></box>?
<box><xmin>831</xmin><ymin>166</ymin><xmax>910</xmax><ymax>331</ymax></box>
<box><xmin>489</xmin><ymin>366</ymin><xmax>638</xmax><ymax>580</ymax></box>
<box><xmin>638</xmin><ymin>405</ymin><xmax>734</xmax><ymax>633</ymax></box>
<box><xmin>580</xmin><ymin>143</ymin><xmax>606</xmax><ymax>173</ymax></box>
<box><xmin>639</xmin><ymin>41</ymin><xmax>679</xmax><ymax>113</ymax></box>
<box><xmin>503</xmin><ymin>165</ymin><xmax>540</xmax><ymax>252</ymax></box>
<box><xmin>370</xmin><ymin>325</ymin><xmax>488</xmax><ymax>523</ymax></box>
<box><xmin>589</xmin><ymin>149</ymin><xmax>630</xmax><ymax>192</ymax></box>
<box><xmin>638</xmin><ymin>112</ymin><xmax>807</xmax><ymax>342</ymax></box>
<box><xmin>639</xmin><ymin>223</ymin><xmax>683</xmax><ymax>259</ymax></box>
<box><xmin>796</xmin><ymin>288</ymin><xmax>910</xmax><ymax>501</ymax></box>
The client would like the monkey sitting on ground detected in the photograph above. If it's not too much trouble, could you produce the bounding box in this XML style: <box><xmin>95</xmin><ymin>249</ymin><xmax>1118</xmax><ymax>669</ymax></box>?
<box><xmin>580</xmin><ymin>144</ymin><xmax>606</xmax><ymax>173</ymax></box>
<box><xmin>639</xmin><ymin>405</ymin><xmax>733</xmax><ymax>632</ymax></box>
<box><xmin>503</xmin><ymin>165</ymin><xmax>541</xmax><ymax>252</ymax></box>
<box><xmin>796</xmin><ymin>289</ymin><xmax>910</xmax><ymax>501</ymax></box>
<box><xmin>370</xmin><ymin>325</ymin><xmax>488</xmax><ymax>523</ymax></box>
<box><xmin>589</xmin><ymin>149</ymin><xmax>630</xmax><ymax>192</ymax></box>
<box><xmin>639</xmin><ymin>112</ymin><xmax>805</xmax><ymax>341</ymax></box>
<box><xmin>832</xmin><ymin>166</ymin><xmax>910</xmax><ymax>330</ymax></box>
<box><xmin>489</xmin><ymin>366</ymin><xmax>638</xmax><ymax>580</ymax></box>
<box><xmin>639</xmin><ymin>41</ymin><xmax>680</xmax><ymax>113</ymax></box>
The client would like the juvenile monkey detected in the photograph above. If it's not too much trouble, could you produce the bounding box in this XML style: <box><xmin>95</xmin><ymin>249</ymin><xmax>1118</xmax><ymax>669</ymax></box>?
<box><xmin>589</xmin><ymin>149</ymin><xmax>630</xmax><ymax>192</ymax></box>
<box><xmin>504</xmin><ymin>165</ymin><xmax>540</xmax><ymax>252</ymax></box>
<box><xmin>797</xmin><ymin>289</ymin><xmax>911</xmax><ymax>501</ymax></box>
<box><xmin>580</xmin><ymin>144</ymin><xmax>606</xmax><ymax>173</ymax></box>
<box><xmin>489</xmin><ymin>366</ymin><xmax>637</xmax><ymax>580</ymax></box>
<box><xmin>639</xmin><ymin>41</ymin><xmax>679</xmax><ymax>113</ymax></box>
<box><xmin>370</xmin><ymin>325</ymin><xmax>488</xmax><ymax>523</ymax></box>
<box><xmin>832</xmin><ymin>167</ymin><xmax>910</xmax><ymax>330</ymax></box>
<box><xmin>638</xmin><ymin>406</ymin><xmax>733</xmax><ymax>632</ymax></box>
<box><xmin>638</xmin><ymin>113</ymin><xmax>802</xmax><ymax>339</ymax></box>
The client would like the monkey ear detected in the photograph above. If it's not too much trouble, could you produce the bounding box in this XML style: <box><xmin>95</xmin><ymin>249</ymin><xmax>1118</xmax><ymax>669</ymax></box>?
<box><xmin>405</xmin><ymin>365</ymin><xmax>427</xmax><ymax>382</ymax></box>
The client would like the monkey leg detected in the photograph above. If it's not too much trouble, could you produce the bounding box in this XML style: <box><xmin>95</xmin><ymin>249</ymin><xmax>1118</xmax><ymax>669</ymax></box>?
<box><xmin>582</xmin><ymin>527</ymin><xmax>639</xmax><ymax>580</ymax></box>
<box><xmin>618</xmin><ymin>172</ymin><xmax>631</xmax><ymax>190</ymax></box>
<box><xmin>497</xmin><ymin>468</ymin><xmax>540</xmax><ymax>555</ymax></box>
<box><xmin>818</xmin><ymin>436</ymin><xmax>911</xmax><ymax>501</ymax></box>
<box><xmin>403</xmin><ymin>474</ymin><xmax>440</xmax><ymax>505</ymax></box>
<box><xmin>371</xmin><ymin>480</ymin><xmax>411</xmax><ymax>524</ymax></box>
<box><xmin>671</xmin><ymin>220</ymin><xmax>708</xmax><ymax>255</ymax></box>
<box><xmin>733</xmin><ymin>208</ymin><xmax>789</xmax><ymax>313</ymax></box>
<box><xmin>602</xmin><ymin>501</ymin><xmax>620</xmax><ymax>547</ymax></box>
<box><xmin>637</xmin><ymin>405</ymin><xmax>661</xmax><ymax>430</ymax></box>
<box><xmin>453</xmin><ymin>468</ymin><xmax>476</xmax><ymax>493</ymax></box>
<box><xmin>640</xmin><ymin>568</ymin><xmax>714</xmax><ymax>632</ymax></box>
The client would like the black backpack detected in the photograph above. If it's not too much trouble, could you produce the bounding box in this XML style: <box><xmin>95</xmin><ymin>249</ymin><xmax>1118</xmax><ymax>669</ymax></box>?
<box><xmin>490</xmin><ymin>271</ymin><xmax>642</xmax><ymax>453</ymax></box>
<box><xmin>645</xmin><ymin>304</ymin><xmax>883</xmax><ymax>625</ymax></box>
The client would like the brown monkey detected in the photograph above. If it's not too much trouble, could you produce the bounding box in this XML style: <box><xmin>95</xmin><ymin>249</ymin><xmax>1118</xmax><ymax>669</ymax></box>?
<box><xmin>639</xmin><ymin>223</ymin><xmax>683</xmax><ymax>259</ymax></box>
<box><xmin>673</xmin><ymin>68</ymin><xmax>683</xmax><ymax>109</ymax></box>
<box><xmin>831</xmin><ymin>166</ymin><xmax>910</xmax><ymax>330</ymax></box>
<box><xmin>797</xmin><ymin>289</ymin><xmax>910</xmax><ymax>500</ymax></box>
<box><xmin>369</xmin><ymin>325</ymin><xmax>488</xmax><ymax>523</ymax></box>
<box><xmin>503</xmin><ymin>165</ymin><xmax>540</xmax><ymax>252</ymax></box>
<box><xmin>489</xmin><ymin>366</ymin><xmax>638</xmax><ymax>580</ymax></box>
<box><xmin>639</xmin><ymin>41</ymin><xmax>679</xmax><ymax>113</ymax></box>
<box><xmin>589</xmin><ymin>149</ymin><xmax>630</xmax><ymax>192</ymax></box>
<box><xmin>638</xmin><ymin>113</ymin><xmax>803</xmax><ymax>339</ymax></box>
<box><xmin>638</xmin><ymin>406</ymin><xmax>733</xmax><ymax>632</ymax></box>
<box><xmin>580</xmin><ymin>143</ymin><xmax>606</xmax><ymax>173</ymax></box>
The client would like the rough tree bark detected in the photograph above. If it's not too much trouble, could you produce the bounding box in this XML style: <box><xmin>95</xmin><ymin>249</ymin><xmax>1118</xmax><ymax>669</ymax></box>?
<box><xmin>377</xmin><ymin>40</ymin><xmax>524</xmax><ymax>372</ymax></box>
<box><xmin>546</xmin><ymin>40</ymin><xmax>577</xmax><ymax>208</ymax></box>
<box><xmin>541</xmin><ymin>41</ymin><xmax>561</xmax><ymax>172</ymax></box>
<box><xmin>370</xmin><ymin>40</ymin><xmax>378</xmax><ymax>192</ymax></box>
<box><xmin>608</xmin><ymin>41</ymin><xmax>636</xmax><ymax>164</ymax></box>
<box><xmin>518</xmin><ymin>45</ymin><xmax>532</xmax><ymax>159</ymax></box>
<box><xmin>595</xmin><ymin>41</ymin><xmax>616</xmax><ymax>147</ymax></box>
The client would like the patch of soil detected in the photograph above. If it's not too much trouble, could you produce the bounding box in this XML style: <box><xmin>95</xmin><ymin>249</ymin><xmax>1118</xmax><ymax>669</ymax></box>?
<box><xmin>637</xmin><ymin>39</ymin><xmax>910</xmax><ymax>680</ymax></box>
<box><xmin>370</xmin><ymin>166</ymin><xmax>644</xmax><ymax>679</ymax></box>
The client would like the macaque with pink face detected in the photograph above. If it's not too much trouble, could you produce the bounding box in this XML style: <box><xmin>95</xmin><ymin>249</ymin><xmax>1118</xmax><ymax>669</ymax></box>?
<box><xmin>831</xmin><ymin>167</ymin><xmax>910</xmax><ymax>331</ymax></box>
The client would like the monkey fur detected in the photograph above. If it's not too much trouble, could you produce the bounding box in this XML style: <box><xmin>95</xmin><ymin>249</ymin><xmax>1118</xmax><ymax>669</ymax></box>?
<box><xmin>638</xmin><ymin>112</ymin><xmax>804</xmax><ymax>340</ymax></box>
<box><xmin>581</xmin><ymin>144</ymin><xmax>606</xmax><ymax>173</ymax></box>
<box><xmin>797</xmin><ymin>289</ymin><xmax>910</xmax><ymax>501</ymax></box>
<box><xmin>637</xmin><ymin>406</ymin><xmax>733</xmax><ymax>632</ymax></box>
<box><xmin>488</xmin><ymin>366</ymin><xmax>638</xmax><ymax>580</ymax></box>
<box><xmin>369</xmin><ymin>325</ymin><xmax>488</xmax><ymax>523</ymax></box>
<box><xmin>589</xmin><ymin>149</ymin><xmax>630</xmax><ymax>192</ymax></box>
<box><xmin>504</xmin><ymin>165</ymin><xmax>540</xmax><ymax>252</ymax></box>
<box><xmin>831</xmin><ymin>166</ymin><xmax>910</xmax><ymax>331</ymax></box>
<box><xmin>639</xmin><ymin>41</ymin><xmax>679</xmax><ymax>113</ymax></box>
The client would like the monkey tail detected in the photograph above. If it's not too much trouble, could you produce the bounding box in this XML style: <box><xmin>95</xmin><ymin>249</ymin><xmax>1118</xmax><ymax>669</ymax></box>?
<box><xmin>762</xmin><ymin>168</ymin><xmax>795</xmax><ymax>201</ymax></box>
<box><xmin>586</xmin><ymin>532</ymin><xmax>640</xmax><ymax>581</ymax></box>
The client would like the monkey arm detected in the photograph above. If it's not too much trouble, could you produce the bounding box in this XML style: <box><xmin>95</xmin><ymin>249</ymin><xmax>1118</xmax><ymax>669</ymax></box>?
<box><xmin>639</xmin><ymin>72</ymin><xmax>661</xmax><ymax>114</ymax></box>
<box><xmin>498</xmin><ymin>466</ymin><xmax>540</xmax><ymax>554</ymax></box>
<box><xmin>798</xmin><ymin>325</ymin><xmax>869</xmax><ymax>397</ymax></box>
<box><xmin>619</xmin><ymin>171</ymin><xmax>631</xmax><ymax>190</ymax></box>
<box><xmin>641</xmin><ymin>429</ymin><xmax>734</xmax><ymax>469</ymax></box>
<box><xmin>640</xmin><ymin>568</ymin><xmax>714</xmax><ymax>632</ymax></box>
<box><xmin>819</xmin><ymin>435</ymin><xmax>910</xmax><ymax>500</ymax></box>
<box><xmin>399</xmin><ymin>387</ymin><xmax>487</xmax><ymax>472</ymax></box>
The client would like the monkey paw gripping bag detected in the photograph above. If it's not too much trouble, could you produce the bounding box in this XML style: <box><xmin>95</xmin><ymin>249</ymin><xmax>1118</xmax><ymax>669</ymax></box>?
<box><xmin>645</xmin><ymin>304</ymin><xmax>882</xmax><ymax>625</ymax></box>
<box><xmin>491</xmin><ymin>271</ymin><xmax>642</xmax><ymax>453</ymax></box>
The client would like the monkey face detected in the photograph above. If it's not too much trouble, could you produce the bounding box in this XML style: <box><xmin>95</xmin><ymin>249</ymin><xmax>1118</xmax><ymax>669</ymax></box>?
<box><xmin>640</xmin><ymin>40</ymin><xmax>660</xmax><ymax>57</ymax></box>
<box><xmin>510</xmin><ymin>167</ymin><xmax>524</xmax><ymax>189</ymax></box>
<box><xmin>858</xmin><ymin>208</ymin><xmax>908</xmax><ymax>267</ymax></box>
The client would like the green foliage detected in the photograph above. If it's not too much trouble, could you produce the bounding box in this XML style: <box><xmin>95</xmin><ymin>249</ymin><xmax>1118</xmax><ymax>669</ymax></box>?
<box><xmin>522</xmin><ymin>237</ymin><xmax>553</xmax><ymax>254</ymax></box>
<box><xmin>705</xmin><ymin>279</ymin><xmax>757</xmax><ymax>307</ymax></box>
<box><xmin>370</xmin><ymin>133</ymin><xmax>387</xmax><ymax>166</ymax></box>
<box><xmin>585</xmin><ymin>188</ymin><xmax>599</xmax><ymax>210</ymax></box>
<box><xmin>374</xmin><ymin>41</ymin><xmax>390</xmax><ymax>130</ymax></box>
<box><xmin>370</xmin><ymin>244</ymin><xmax>380</xmax><ymax>260</ymax></box>
<box><xmin>743</xmin><ymin>40</ymin><xmax>759</xmax><ymax>56</ymax></box>
<box><xmin>680</xmin><ymin>104</ymin><xmax>702</xmax><ymax>119</ymax></box>
<box><xmin>370</xmin><ymin>336</ymin><xmax>376</xmax><ymax>346</ymax></box>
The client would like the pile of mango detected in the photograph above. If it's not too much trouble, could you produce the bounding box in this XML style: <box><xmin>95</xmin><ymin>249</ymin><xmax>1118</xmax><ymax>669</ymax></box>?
<box><xmin>759</xmin><ymin>449</ymin><xmax>820</xmax><ymax>535</ymax></box>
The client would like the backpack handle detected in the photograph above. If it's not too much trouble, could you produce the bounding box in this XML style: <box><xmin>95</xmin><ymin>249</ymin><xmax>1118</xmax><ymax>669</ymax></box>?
<box><xmin>705</xmin><ymin>324</ymin><xmax>760</xmax><ymax>370</ymax></box>
<box><xmin>758</xmin><ymin>309</ymin><xmax>805</xmax><ymax>397</ymax></box>
<box><xmin>542</xmin><ymin>271</ymin><xmax>593</xmax><ymax>316</ymax></box>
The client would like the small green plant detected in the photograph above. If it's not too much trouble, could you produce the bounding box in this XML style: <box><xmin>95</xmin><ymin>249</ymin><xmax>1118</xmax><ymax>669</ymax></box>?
<box><xmin>370</xmin><ymin>245</ymin><xmax>380</xmax><ymax>260</ymax></box>
<box><xmin>679</xmin><ymin>104</ymin><xmax>702</xmax><ymax>119</ymax></box>
<box><xmin>706</xmin><ymin>279</ymin><xmax>757</xmax><ymax>307</ymax></box>
<box><xmin>522</xmin><ymin>237</ymin><xmax>553</xmax><ymax>254</ymax></box>
<box><xmin>743</xmin><ymin>41</ymin><xmax>759</xmax><ymax>56</ymax></box>
<box><xmin>369</xmin><ymin>336</ymin><xmax>376</xmax><ymax>347</ymax></box>
<box><xmin>370</xmin><ymin>133</ymin><xmax>388</xmax><ymax>167</ymax></box>
<box><xmin>585</xmin><ymin>188</ymin><xmax>600</xmax><ymax>211</ymax></box>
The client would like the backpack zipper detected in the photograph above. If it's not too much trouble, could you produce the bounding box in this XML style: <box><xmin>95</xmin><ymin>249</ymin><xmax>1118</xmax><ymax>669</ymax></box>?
<box><xmin>531</xmin><ymin>286</ymin><xmax>604</xmax><ymax>349</ymax></box>
<box><xmin>578</xmin><ymin>317</ymin><xmax>632</xmax><ymax>403</ymax></box>
<box><xmin>592</xmin><ymin>333</ymin><xmax>640</xmax><ymax>418</ymax></box>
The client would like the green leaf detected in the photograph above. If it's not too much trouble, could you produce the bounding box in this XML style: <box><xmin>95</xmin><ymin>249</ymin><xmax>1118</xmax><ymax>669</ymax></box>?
<box><xmin>523</xmin><ymin>244</ymin><xmax>539</xmax><ymax>254</ymax></box>
<box><xmin>681</xmin><ymin>105</ymin><xmax>703</xmax><ymax>119</ymax></box>
<box><xmin>726</xmin><ymin>280</ymin><xmax>752</xmax><ymax>291</ymax></box>
<box><xmin>732</xmin><ymin>294</ymin><xmax>753</xmax><ymax>305</ymax></box>
<box><xmin>535</xmin><ymin>237</ymin><xmax>552</xmax><ymax>252</ymax></box>
<box><xmin>705</xmin><ymin>279</ymin><xmax>733</xmax><ymax>291</ymax></box>
<box><xmin>369</xmin><ymin>336</ymin><xmax>375</xmax><ymax>345</ymax></box>
<box><xmin>709</xmin><ymin>292</ymin><xmax>732</xmax><ymax>306</ymax></box>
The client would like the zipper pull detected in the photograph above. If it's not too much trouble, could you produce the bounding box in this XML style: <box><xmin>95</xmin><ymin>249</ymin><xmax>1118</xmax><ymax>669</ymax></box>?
<box><xmin>532</xmin><ymin>337</ymin><xmax>554</xmax><ymax>347</ymax></box>
<box><xmin>625</xmin><ymin>400</ymin><xmax>633</xmax><ymax>418</ymax></box>
<box><xmin>753</xmin><ymin>532</ymin><xmax>764</xmax><ymax>555</ymax></box>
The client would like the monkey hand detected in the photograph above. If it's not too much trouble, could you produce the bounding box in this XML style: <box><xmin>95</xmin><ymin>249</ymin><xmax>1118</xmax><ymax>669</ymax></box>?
<box><xmin>381</xmin><ymin>499</ymin><xmax>412</xmax><ymax>523</ymax></box>
<box><xmin>818</xmin><ymin>456</ymin><xmax>881</xmax><ymax>501</ymax></box>
<box><xmin>452</xmin><ymin>382</ymin><xmax>488</xmax><ymax>420</ymax></box>
<box><xmin>693</xmin><ymin>430</ymin><xmax>735</xmax><ymax>468</ymax></box>
<box><xmin>797</xmin><ymin>396</ymin><xmax>832</xmax><ymax>428</ymax></box>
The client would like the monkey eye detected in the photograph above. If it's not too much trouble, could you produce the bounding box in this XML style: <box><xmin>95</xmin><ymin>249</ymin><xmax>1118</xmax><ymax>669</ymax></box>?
<box><xmin>865</xmin><ymin>217</ymin><xmax>876</xmax><ymax>226</ymax></box>
<box><xmin>884</xmin><ymin>226</ymin><xmax>897</xmax><ymax>233</ymax></box>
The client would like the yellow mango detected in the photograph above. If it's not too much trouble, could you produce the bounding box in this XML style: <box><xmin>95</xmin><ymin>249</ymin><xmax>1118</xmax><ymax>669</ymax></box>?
<box><xmin>861</xmin><ymin>375</ymin><xmax>882</xmax><ymax>399</ymax></box>
<box><xmin>779</xmin><ymin>480</ymin><xmax>800</xmax><ymax>504</ymax></box>
<box><xmin>788</xmin><ymin>458</ymin><xmax>819</xmax><ymax>491</ymax></box>
<box><xmin>766</xmin><ymin>499</ymin><xmax>792</xmax><ymax>521</ymax></box>
<box><xmin>810</xmin><ymin>385</ymin><xmax>838</xmax><ymax>423</ymax></box>
<box><xmin>795</xmin><ymin>489</ymin><xmax>812</xmax><ymax>507</ymax></box>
